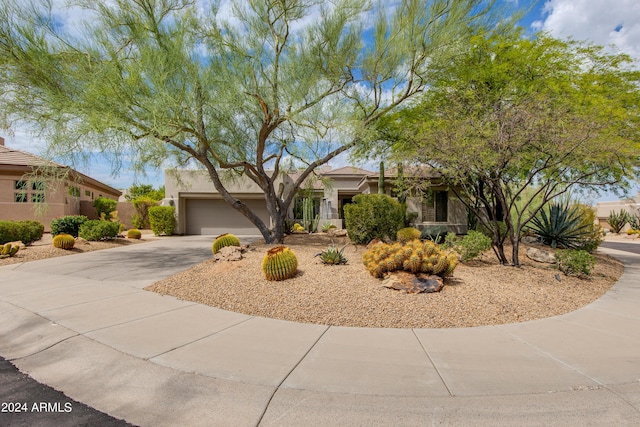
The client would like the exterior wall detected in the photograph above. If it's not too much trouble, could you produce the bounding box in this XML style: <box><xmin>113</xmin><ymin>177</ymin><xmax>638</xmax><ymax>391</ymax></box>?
<box><xmin>596</xmin><ymin>194</ymin><xmax>640</xmax><ymax>232</ymax></box>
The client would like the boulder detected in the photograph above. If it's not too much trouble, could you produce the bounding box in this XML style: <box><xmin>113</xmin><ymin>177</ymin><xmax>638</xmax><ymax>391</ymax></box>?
<box><xmin>521</xmin><ymin>236</ymin><xmax>539</xmax><ymax>244</ymax></box>
<box><xmin>382</xmin><ymin>272</ymin><xmax>444</xmax><ymax>294</ymax></box>
<box><xmin>332</xmin><ymin>229</ymin><xmax>348</xmax><ymax>237</ymax></box>
<box><xmin>214</xmin><ymin>245</ymin><xmax>243</xmax><ymax>262</ymax></box>
<box><xmin>526</xmin><ymin>247</ymin><xmax>556</xmax><ymax>264</ymax></box>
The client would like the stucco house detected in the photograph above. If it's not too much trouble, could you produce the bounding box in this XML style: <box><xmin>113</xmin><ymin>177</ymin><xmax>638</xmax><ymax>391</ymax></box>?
<box><xmin>0</xmin><ymin>138</ymin><xmax>121</xmax><ymax>231</ymax></box>
<box><xmin>164</xmin><ymin>165</ymin><xmax>468</xmax><ymax>236</ymax></box>
<box><xmin>596</xmin><ymin>192</ymin><xmax>640</xmax><ymax>231</ymax></box>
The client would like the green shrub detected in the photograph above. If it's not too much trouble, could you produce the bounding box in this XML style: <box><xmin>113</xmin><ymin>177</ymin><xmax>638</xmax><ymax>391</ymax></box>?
<box><xmin>0</xmin><ymin>220</ymin><xmax>44</xmax><ymax>245</ymax></box>
<box><xmin>78</xmin><ymin>220</ymin><xmax>120</xmax><ymax>241</ymax></box>
<box><xmin>149</xmin><ymin>206</ymin><xmax>176</xmax><ymax>236</ymax></box>
<box><xmin>93</xmin><ymin>197</ymin><xmax>118</xmax><ymax>221</ymax></box>
<box><xmin>555</xmin><ymin>249</ymin><xmax>595</xmax><ymax>277</ymax></box>
<box><xmin>344</xmin><ymin>194</ymin><xmax>405</xmax><ymax>244</ymax></box>
<box><xmin>607</xmin><ymin>209</ymin><xmax>629</xmax><ymax>234</ymax></box>
<box><xmin>442</xmin><ymin>232</ymin><xmax>459</xmax><ymax>250</ymax></box>
<box><xmin>628</xmin><ymin>213</ymin><xmax>640</xmax><ymax>231</ymax></box>
<box><xmin>132</xmin><ymin>196</ymin><xmax>158</xmax><ymax>229</ymax></box>
<box><xmin>572</xmin><ymin>204</ymin><xmax>604</xmax><ymax>253</ymax></box>
<box><xmin>50</xmin><ymin>215</ymin><xmax>88</xmax><ymax>237</ymax></box>
<box><xmin>459</xmin><ymin>230</ymin><xmax>492</xmax><ymax>262</ymax></box>
<box><xmin>396</xmin><ymin>227</ymin><xmax>421</xmax><ymax>243</ymax></box>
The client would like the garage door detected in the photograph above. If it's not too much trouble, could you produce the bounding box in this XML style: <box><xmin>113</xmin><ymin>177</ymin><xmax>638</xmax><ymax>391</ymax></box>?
<box><xmin>184</xmin><ymin>198</ymin><xmax>270</xmax><ymax>235</ymax></box>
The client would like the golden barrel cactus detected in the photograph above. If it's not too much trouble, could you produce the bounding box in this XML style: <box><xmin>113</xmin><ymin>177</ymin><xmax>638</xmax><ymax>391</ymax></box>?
<box><xmin>262</xmin><ymin>246</ymin><xmax>298</xmax><ymax>281</ymax></box>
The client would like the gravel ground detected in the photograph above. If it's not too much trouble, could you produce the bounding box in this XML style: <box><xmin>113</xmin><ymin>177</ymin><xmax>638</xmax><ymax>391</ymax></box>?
<box><xmin>147</xmin><ymin>234</ymin><xmax>625</xmax><ymax>329</ymax></box>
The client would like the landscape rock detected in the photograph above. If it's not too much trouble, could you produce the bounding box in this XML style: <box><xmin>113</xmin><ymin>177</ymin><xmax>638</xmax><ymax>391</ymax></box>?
<box><xmin>382</xmin><ymin>272</ymin><xmax>444</xmax><ymax>294</ymax></box>
<box><xmin>75</xmin><ymin>237</ymin><xmax>90</xmax><ymax>246</ymax></box>
<box><xmin>521</xmin><ymin>236</ymin><xmax>539</xmax><ymax>244</ymax></box>
<box><xmin>332</xmin><ymin>229</ymin><xmax>348</xmax><ymax>237</ymax></box>
<box><xmin>526</xmin><ymin>247</ymin><xmax>556</xmax><ymax>264</ymax></box>
<box><xmin>214</xmin><ymin>245</ymin><xmax>243</xmax><ymax>262</ymax></box>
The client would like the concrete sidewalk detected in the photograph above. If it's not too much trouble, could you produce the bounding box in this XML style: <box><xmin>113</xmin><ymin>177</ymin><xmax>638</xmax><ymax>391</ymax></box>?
<box><xmin>1</xmin><ymin>237</ymin><xmax>640</xmax><ymax>426</ymax></box>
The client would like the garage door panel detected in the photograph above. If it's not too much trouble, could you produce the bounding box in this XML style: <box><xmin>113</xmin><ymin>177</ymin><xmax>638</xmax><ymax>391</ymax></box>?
<box><xmin>185</xmin><ymin>198</ymin><xmax>269</xmax><ymax>235</ymax></box>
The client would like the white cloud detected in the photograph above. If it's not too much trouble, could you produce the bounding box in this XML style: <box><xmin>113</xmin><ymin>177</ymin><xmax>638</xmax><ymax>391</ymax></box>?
<box><xmin>537</xmin><ymin>0</ymin><xmax>640</xmax><ymax>60</ymax></box>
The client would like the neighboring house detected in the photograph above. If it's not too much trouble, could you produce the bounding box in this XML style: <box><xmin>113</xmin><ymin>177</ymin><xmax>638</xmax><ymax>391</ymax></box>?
<box><xmin>596</xmin><ymin>192</ymin><xmax>640</xmax><ymax>231</ymax></box>
<box><xmin>0</xmin><ymin>138</ymin><xmax>121</xmax><ymax>231</ymax></box>
<box><xmin>165</xmin><ymin>165</ymin><xmax>468</xmax><ymax>235</ymax></box>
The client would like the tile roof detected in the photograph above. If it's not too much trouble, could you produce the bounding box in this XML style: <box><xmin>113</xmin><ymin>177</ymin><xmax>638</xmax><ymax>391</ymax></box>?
<box><xmin>0</xmin><ymin>145</ymin><xmax>64</xmax><ymax>167</ymax></box>
<box><xmin>321</xmin><ymin>166</ymin><xmax>374</xmax><ymax>176</ymax></box>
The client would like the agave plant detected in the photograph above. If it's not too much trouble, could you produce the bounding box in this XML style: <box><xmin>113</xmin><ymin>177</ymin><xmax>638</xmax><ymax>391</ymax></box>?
<box><xmin>528</xmin><ymin>201</ymin><xmax>592</xmax><ymax>249</ymax></box>
<box><xmin>316</xmin><ymin>245</ymin><xmax>348</xmax><ymax>265</ymax></box>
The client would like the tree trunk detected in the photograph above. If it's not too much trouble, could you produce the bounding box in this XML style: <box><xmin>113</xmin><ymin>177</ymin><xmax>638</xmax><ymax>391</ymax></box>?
<box><xmin>510</xmin><ymin>234</ymin><xmax>521</xmax><ymax>267</ymax></box>
<box><xmin>492</xmin><ymin>242</ymin><xmax>509</xmax><ymax>265</ymax></box>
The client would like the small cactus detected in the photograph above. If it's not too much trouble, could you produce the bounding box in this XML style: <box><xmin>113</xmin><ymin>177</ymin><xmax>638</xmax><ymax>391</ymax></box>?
<box><xmin>0</xmin><ymin>243</ymin><xmax>19</xmax><ymax>258</ymax></box>
<box><xmin>262</xmin><ymin>246</ymin><xmax>298</xmax><ymax>281</ymax></box>
<box><xmin>362</xmin><ymin>240</ymin><xmax>457</xmax><ymax>279</ymax></box>
<box><xmin>212</xmin><ymin>233</ymin><xmax>241</xmax><ymax>254</ymax></box>
<box><xmin>316</xmin><ymin>245</ymin><xmax>348</xmax><ymax>265</ymax></box>
<box><xmin>53</xmin><ymin>233</ymin><xmax>75</xmax><ymax>250</ymax></box>
<box><xmin>127</xmin><ymin>228</ymin><xmax>142</xmax><ymax>239</ymax></box>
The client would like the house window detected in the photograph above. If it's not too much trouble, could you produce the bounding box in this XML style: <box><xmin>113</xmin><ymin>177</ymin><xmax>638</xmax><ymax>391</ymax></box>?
<box><xmin>422</xmin><ymin>191</ymin><xmax>448</xmax><ymax>223</ymax></box>
<box><xmin>15</xmin><ymin>193</ymin><xmax>28</xmax><ymax>203</ymax></box>
<box><xmin>31</xmin><ymin>181</ymin><xmax>45</xmax><ymax>191</ymax></box>
<box><xmin>85</xmin><ymin>190</ymin><xmax>91</xmax><ymax>197</ymax></box>
<box><xmin>69</xmin><ymin>186</ymin><xmax>80</xmax><ymax>197</ymax></box>
<box><xmin>31</xmin><ymin>193</ymin><xmax>45</xmax><ymax>203</ymax></box>
<box><xmin>14</xmin><ymin>180</ymin><xmax>27</xmax><ymax>190</ymax></box>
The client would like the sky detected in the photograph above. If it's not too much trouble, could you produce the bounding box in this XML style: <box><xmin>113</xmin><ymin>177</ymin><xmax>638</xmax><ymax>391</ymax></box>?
<box><xmin>2</xmin><ymin>0</ymin><xmax>640</xmax><ymax>202</ymax></box>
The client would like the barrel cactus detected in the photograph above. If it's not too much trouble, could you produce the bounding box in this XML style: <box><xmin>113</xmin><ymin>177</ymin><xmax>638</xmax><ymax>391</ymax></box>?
<box><xmin>53</xmin><ymin>233</ymin><xmax>75</xmax><ymax>250</ymax></box>
<box><xmin>262</xmin><ymin>246</ymin><xmax>298</xmax><ymax>281</ymax></box>
<box><xmin>127</xmin><ymin>228</ymin><xmax>142</xmax><ymax>239</ymax></box>
<box><xmin>212</xmin><ymin>233</ymin><xmax>241</xmax><ymax>254</ymax></box>
<box><xmin>362</xmin><ymin>240</ymin><xmax>457</xmax><ymax>279</ymax></box>
<box><xmin>0</xmin><ymin>243</ymin><xmax>19</xmax><ymax>258</ymax></box>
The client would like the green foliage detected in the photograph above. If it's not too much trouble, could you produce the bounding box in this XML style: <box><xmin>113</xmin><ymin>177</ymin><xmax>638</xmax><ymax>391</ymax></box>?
<box><xmin>301</xmin><ymin>198</ymin><xmax>319</xmax><ymax>233</ymax></box>
<box><xmin>262</xmin><ymin>246</ymin><xmax>298</xmax><ymax>281</ymax></box>
<box><xmin>78</xmin><ymin>220</ymin><xmax>120</xmax><ymax>241</ymax></box>
<box><xmin>50</xmin><ymin>215</ymin><xmax>88</xmax><ymax>238</ymax></box>
<box><xmin>316</xmin><ymin>246</ymin><xmax>348</xmax><ymax>265</ymax></box>
<box><xmin>0</xmin><ymin>0</ymin><xmax>496</xmax><ymax>244</ymax></box>
<box><xmin>344</xmin><ymin>194</ymin><xmax>405</xmax><ymax>244</ymax></box>
<box><xmin>125</xmin><ymin>184</ymin><xmax>164</xmax><ymax>201</ymax></box>
<box><xmin>52</xmin><ymin>233</ymin><xmax>75</xmax><ymax>250</ymax></box>
<box><xmin>212</xmin><ymin>233</ymin><xmax>241</xmax><ymax>254</ymax></box>
<box><xmin>396</xmin><ymin>227</ymin><xmax>421</xmax><ymax>243</ymax></box>
<box><xmin>0</xmin><ymin>220</ymin><xmax>44</xmax><ymax>245</ymax></box>
<box><xmin>321</xmin><ymin>222</ymin><xmax>337</xmax><ymax>233</ymax></box>
<box><xmin>0</xmin><ymin>242</ymin><xmax>20</xmax><ymax>258</ymax></box>
<box><xmin>126</xmin><ymin>229</ymin><xmax>142</xmax><ymax>239</ymax></box>
<box><xmin>378</xmin><ymin>161</ymin><xmax>385</xmax><ymax>194</ymax></box>
<box><xmin>628</xmin><ymin>213</ymin><xmax>640</xmax><ymax>231</ymax></box>
<box><xmin>420</xmin><ymin>225</ymin><xmax>449</xmax><ymax>244</ymax></box>
<box><xmin>149</xmin><ymin>206</ymin><xmax>176</xmax><ymax>236</ymax></box>
<box><xmin>608</xmin><ymin>210</ymin><xmax>629</xmax><ymax>234</ymax></box>
<box><xmin>93</xmin><ymin>197</ymin><xmax>117</xmax><ymax>221</ymax></box>
<box><xmin>555</xmin><ymin>250</ymin><xmax>595</xmax><ymax>277</ymax></box>
<box><xmin>458</xmin><ymin>230</ymin><xmax>492</xmax><ymax>262</ymax></box>
<box><xmin>528</xmin><ymin>201</ymin><xmax>592</xmax><ymax>249</ymax></box>
<box><xmin>572</xmin><ymin>204</ymin><xmax>604</xmax><ymax>253</ymax></box>
<box><xmin>131</xmin><ymin>197</ymin><xmax>158</xmax><ymax>229</ymax></box>
<box><xmin>362</xmin><ymin>240</ymin><xmax>458</xmax><ymax>279</ymax></box>
<box><xmin>442</xmin><ymin>232</ymin><xmax>459</xmax><ymax>250</ymax></box>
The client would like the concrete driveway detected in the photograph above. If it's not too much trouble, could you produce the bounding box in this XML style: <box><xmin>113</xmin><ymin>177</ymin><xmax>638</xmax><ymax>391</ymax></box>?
<box><xmin>1</xmin><ymin>236</ymin><xmax>640</xmax><ymax>426</ymax></box>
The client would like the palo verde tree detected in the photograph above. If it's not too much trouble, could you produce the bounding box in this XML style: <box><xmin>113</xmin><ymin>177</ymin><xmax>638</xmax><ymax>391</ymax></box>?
<box><xmin>372</xmin><ymin>29</ymin><xmax>640</xmax><ymax>265</ymax></box>
<box><xmin>0</xmin><ymin>0</ymin><xmax>499</xmax><ymax>243</ymax></box>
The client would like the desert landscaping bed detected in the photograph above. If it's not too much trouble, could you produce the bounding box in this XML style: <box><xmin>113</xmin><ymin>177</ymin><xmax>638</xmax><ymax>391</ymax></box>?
<box><xmin>147</xmin><ymin>234</ymin><xmax>625</xmax><ymax>329</ymax></box>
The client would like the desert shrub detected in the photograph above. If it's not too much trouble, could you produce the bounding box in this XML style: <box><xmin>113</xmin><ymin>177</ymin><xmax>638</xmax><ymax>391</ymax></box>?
<box><xmin>316</xmin><ymin>245</ymin><xmax>348</xmax><ymax>265</ymax></box>
<box><xmin>396</xmin><ymin>227</ymin><xmax>421</xmax><ymax>243</ymax></box>
<box><xmin>262</xmin><ymin>246</ymin><xmax>298</xmax><ymax>281</ymax></box>
<box><xmin>149</xmin><ymin>206</ymin><xmax>176</xmax><ymax>236</ymax></box>
<box><xmin>126</xmin><ymin>229</ymin><xmax>142</xmax><ymax>239</ymax></box>
<box><xmin>343</xmin><ymin>194</ymin><xmax>405</xmax><ymax>244</ymax></box>
<box><xmin>442</xmin><ymin>232</ymin><xmax>459</xmax><ymax>250</ymax></box>
<box><xmin>528</xmin><ymin>201</ymin><xmax>592</xmax><ymax>249</ymax></box>
<box><xmin>52</xmin><ymin>233</ymin><xmax>75</xmax><ymax>249</ymax></box>
<box><xmin>628</xmin><ymin>213</ymin><xmax>640</xmax><ymax>231</ymax></box>
<box><xmin>572</xmin><ymin>204</ymin><xmax>604</xmax><ymax>253</ymax></box>
<box><xmin>0</xmin><ymin>220</ymin><xmax>44</xmax><ymax>245</ymax></box>
<box><xmin>93</xmin><ymin>197</ymin><xmax>118</xmax><ymax>221</ymax></box>
<box><xmin>607</xmin><ymin>209</ymin><xmax>629</xmax><ymax>234</ymax></box>
<box><xmin>458</xmin><ymin>230</ymin><xmax>492</xmax><ymax>262</ymax></box>
<box><xmin>555</xmin><ymin>249</ymin><xmax>595</xmax><ymax>277</ymax></box>
<box><xmin>362</xmin><ymin>239</ymin><xmax>458</xmax><ymax>278</ymax></box>
<box><xmin>79</xmin><ymin>220</ymin><xmax>119</xmax><ymax>241</ymax></box>
<box><xmin>132</xmin><ymin>196</ymin><xmax>157</xmax><ymax>229</ymax></box>
<box><xmin>478</xmin><ymin>221</ymin><xmax>508</xmax><ymax>241</ymax></box>
<box><xmin>50</xmin><ymin>215</ymin><xmax>88</xmax><ymax>237</ymax></box>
